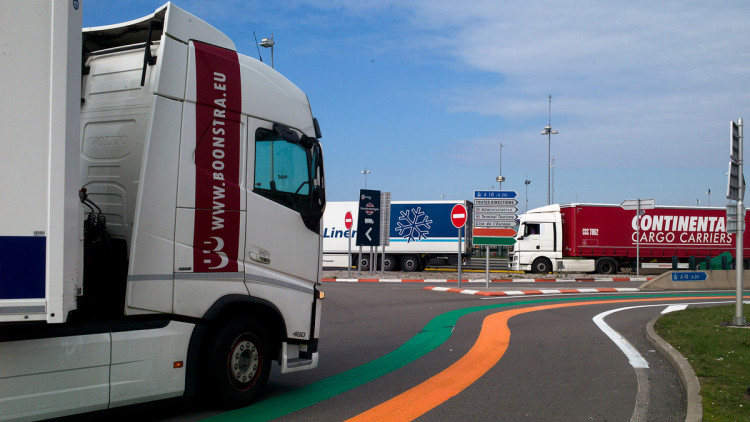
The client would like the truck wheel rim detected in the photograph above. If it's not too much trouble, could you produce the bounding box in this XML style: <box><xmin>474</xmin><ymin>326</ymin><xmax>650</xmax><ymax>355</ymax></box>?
<box><xmin>229</xmin><ymin>339</ymin><xmax>259</xmax><ymax>389</ymax></box>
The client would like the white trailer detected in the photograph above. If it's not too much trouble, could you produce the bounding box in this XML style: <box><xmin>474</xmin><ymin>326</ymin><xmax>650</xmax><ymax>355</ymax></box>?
<box><xmin>0</xmin><ymin>2</ymin><xmax>326</xmax><ymax>420</ymax></box>
<box><xmin>323</xmin><ymin>200</ymin><xmax>473</xmax><ymax>271</ymax></box>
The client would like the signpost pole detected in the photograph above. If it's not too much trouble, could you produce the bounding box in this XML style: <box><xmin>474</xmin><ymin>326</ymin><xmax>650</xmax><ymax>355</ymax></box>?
<box><xmin>347</xmin><ymin>228</ymin><xmax>352</xmax><ymax>278</ymax></box>
<box><xmin>637</xmin><ymin>199</ymin><xmax>641</xmax><ymax>277</ymax></box>
<box><xmin>485</xmin><ymin>246</ymin><xmax>490</xmax><ymax>288</ymax></box>
<box><xmin>357</xmin><ymin>245</ymin><xmax>362</xmax><ymax>275</ymax></box>
<box><xmin>345</xmin><ymin>210</ymin><xmax>353</xmax><ymax>278</ymax></box>
<box><xmin>734</xmin><ymin>118</ymin><xmax>746</xmax><ymax>326</ymax></box>
<box><xmin>457</xmin><ymin>227</ymin><xmax>462</xmax><ymax>288</ymax></box>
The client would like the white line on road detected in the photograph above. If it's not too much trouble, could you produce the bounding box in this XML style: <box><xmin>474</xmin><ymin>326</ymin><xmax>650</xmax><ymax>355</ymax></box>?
<box><xmin>593</xmin><ymin>301</ymin><xmax>733</xmax><ymax>422</ymax></box>
<box><xmin>593</xmin><ymin>307</ymin><xmax>650</xmax><ymax>369</ymax></box>
<box><xmin>661</xmin><ymin>304</ymin><xmax>688</xmax><ymax>314</ymax></box>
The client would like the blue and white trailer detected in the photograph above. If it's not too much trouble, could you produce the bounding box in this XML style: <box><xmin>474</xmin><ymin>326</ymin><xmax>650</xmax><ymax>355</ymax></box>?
<box><xmin>323</xmin><ymin>200</ymin><xmax>473</xmax><ymax>271</ymax></box>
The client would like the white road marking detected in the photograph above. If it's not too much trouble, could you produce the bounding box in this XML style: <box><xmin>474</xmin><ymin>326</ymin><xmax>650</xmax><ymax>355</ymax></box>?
<box><xmin>593</xmin><ymin>306</ymin><xmax>650</xmax><ymax>369</ymax></box>
<box><xmin>661</xmin><ymin>304</ymin><xmax>688</xmax><ymax>314</ymax></box>
<box><xmin>594</xmin><ymin>300</ymin><xmax>733</xmax><ymax>422</ymax></box>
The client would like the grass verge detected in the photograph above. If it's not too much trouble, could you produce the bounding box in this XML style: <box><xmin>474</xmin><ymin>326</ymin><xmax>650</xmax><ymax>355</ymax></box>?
<box><xmin>655</xmin><ymin>304</ymin><xmax>750</xmax><ymax>421</ymax></box>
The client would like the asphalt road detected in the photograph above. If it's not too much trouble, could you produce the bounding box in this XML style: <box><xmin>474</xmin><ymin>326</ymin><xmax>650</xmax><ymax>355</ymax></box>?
<box><xmin>83</xmin><ymin>283</ymin><xmax>738</xmax><ymax>421</ymax></box>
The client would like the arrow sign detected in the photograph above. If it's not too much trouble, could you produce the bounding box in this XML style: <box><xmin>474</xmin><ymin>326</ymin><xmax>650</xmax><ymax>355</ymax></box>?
<box><xmin>451</xmin><ymin>204</ymin><xmax>468</xmax><ymax>228</ymax></box>
<box><xmin>473</xmin><ymin>228</ymin><xmax>516</xmax><ymax>237</ymax></box>
<box><xmin>474</xmin><ymin>206</ymin><xmax>518</xmax><ymax>213</ymax></box>
<box><xmin>474</xmin><ymin>198</ymin><xmax>518</xmax><ymax>206</ymax></box>
<box><xmin>474</xmin><ymin>220</ymin><xmax>517</xmax><ymax>228</ymax></box>
<box><xmin>365</xmin><ymin>227</ymin><xmax>373</xmax><ymax>241</ymax></box>
<box><xmin>620</xmin><ymin>198</ymin><xmax>655</xmax><ymax>210</ymax></box>
<box><xmin>475</xmin><ymin>213</ymin><xmax>517</xmax><ymax>220</ymax></box>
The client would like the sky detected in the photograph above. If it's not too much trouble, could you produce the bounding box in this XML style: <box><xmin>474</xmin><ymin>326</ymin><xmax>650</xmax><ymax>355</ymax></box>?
<box><xmin>83</xmin><ymin>1</ymin><xmax>750</xmax><ymax>211</ymax></box>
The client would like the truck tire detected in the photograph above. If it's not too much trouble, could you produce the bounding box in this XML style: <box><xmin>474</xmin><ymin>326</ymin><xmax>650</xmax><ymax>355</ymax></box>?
<box><xmin>205</xmin><ymin>317</ymin><xmax>271</xmax><ymax>408</ymax></box>
<box><xmin>531</xmin><ymin>257</ymin><xmax>552</xmax><ymax>274</ymax></box>
<box><xmin>400</xmin><ymin>255</ymin><xmax>420</xmax><ymax>272</ymax></box>
<box><xmin>358</xmin><ymin>254</ymin><xmax>371</xmax><ymax>271</ymax></box>
<box><xmin>383</xmin><ymin>254</ymin><xmax>398</xmax><ymax>271</ymax></box>
<box><xmin>596</xmin><ymin>258</ymin><xmax>618</xmax><ymax>275</ymax></box>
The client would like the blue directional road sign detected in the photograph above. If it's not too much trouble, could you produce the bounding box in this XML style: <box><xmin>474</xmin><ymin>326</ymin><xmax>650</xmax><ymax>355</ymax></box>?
<box><xmin>671</xmin><ymin>272</ymin><xmax>708</xmax><ymax>282</ymax></box>
<box><xmin>474</xmin><ymin>190</ymin><xmax>517</xmax><ymax>199</ymax></box>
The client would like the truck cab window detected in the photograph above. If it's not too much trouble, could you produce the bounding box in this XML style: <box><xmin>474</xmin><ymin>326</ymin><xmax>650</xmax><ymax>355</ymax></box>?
<box><xmin>524</xmin><ymin>223</ymin><xmax>540</xmax><ymax>236</ymax></box>
<box><xmin>254</xmin><ymin>129</ymin><xmax>310</xmax><ymax>212</ymax></box>
<box><xmin>254</xmin><ymin>125</ymin><xmax>326</xmax><ymax>232</ymax></box>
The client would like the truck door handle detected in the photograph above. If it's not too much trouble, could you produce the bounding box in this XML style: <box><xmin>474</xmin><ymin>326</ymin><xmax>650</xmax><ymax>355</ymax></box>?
<box><xmin>536</xmin><ymin>246</ymin><xmax>540</xmax><ymax>249</ymax></box>
<box><xmin>248</xmin><ymin>246</ymin><xmax>271</xmax><ymax>264</ymax></box>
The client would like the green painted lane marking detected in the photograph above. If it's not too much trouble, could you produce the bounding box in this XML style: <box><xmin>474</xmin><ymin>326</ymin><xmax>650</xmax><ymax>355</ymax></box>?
<box><xmin>207</xmin><ymin>292</ymin><xmax>734</xmax><ymax>421</ymax></box>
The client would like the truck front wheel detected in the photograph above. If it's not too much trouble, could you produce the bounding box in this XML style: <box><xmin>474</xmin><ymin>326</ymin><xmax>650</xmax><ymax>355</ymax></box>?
<box><xmin>205</xmin><ymin>317</ymin><xmax>271</xmax><ymax>408</ymax></box>
<box><xmin>532</xmin><ymin>257</ymin><xmax>552</xmax><ymax>274</ymax></box>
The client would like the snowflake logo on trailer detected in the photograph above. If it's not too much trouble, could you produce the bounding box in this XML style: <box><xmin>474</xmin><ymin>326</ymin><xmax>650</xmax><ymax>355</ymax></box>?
<box><xmin>395</xmin><ymin>207</ymin><xmax>432</xmax><ymax>242</ymax></box>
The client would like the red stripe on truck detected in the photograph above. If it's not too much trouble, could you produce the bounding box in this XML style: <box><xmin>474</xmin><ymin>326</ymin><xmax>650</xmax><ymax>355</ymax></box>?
<box><xmin>193</xmin><ymin>42</ymin><xmax>242</xmax><ymax>272</ymax></box>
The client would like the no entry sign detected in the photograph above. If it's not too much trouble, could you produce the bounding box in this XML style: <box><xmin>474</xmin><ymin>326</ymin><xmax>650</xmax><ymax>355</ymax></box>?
<box><xmin>344</xmin><ymin>211</ymin><xmax>353</xmax><ymax>230</ymax></box>
<box><xmin>451</xmin><ymin>204</ymin><xmax>468</xmax><ymax>228</ymax></box>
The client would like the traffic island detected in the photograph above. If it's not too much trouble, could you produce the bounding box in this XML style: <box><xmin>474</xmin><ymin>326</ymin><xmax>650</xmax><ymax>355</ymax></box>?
<box><xmin>639</xmin><ymin>270</ymin><xmax>750</xmax><ymax>290</ymax></box>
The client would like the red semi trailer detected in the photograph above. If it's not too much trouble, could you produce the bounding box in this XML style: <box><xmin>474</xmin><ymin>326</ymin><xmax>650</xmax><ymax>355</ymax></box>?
<box><xmin>510</xmin><ymin>204</ymin><xmax>750</xmax><ymax>274</ymax></box>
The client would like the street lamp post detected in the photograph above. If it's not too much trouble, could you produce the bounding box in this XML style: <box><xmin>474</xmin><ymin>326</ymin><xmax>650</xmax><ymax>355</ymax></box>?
<box><xmin>524</xmin><ymin>177</ymin><xmax>531</xmax><ymax>212</ymax></box>
<box><xmin>551</xmin><ymin>157</ymin><xmax>555</xmax><ymax>203</ymax></box>
<box><xmin>259</xmin><ymin>34</ymin><xmax>275</xmax><ymax>68</ymax></box>
<box><xmin>496</xmin><ymin>142</ymin><xmax>505</xmax><ymax>190</ymax></box>
<box><xmin>540</xmin><ymin>95</ymin><xmax>559</xmax><ymax>205</ymax></box>
<box><xmin>361</xmin><ymin>167</ymin><xmax>371</xmax><ymax>188</ymax></box>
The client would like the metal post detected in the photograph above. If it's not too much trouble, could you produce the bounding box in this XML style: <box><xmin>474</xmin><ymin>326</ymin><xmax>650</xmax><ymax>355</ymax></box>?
<box><xmin>347</xmin><ymin>227</ymin><xmax>352</xmax><ymax>278</ymax></box>
<box><xmin>734</xmin><ymin>118</ymin><xmax>746</xmax><ymax>326</ymax></box>
<box><xmin>380</xmin><ymin>246</ymin><xmax>385</xmax><ymax>275</ymax></box>
<box><xmin>541</xmin><ymin>95</ymin><xmax>558</xmax><ymax>205</ymax></box>
<box><xmin>357</xmin><ymin>245</ymin><xmax>362</xmax><ymax>275</ymax></box>
<box><xmin>457</xmin><ymin>227</ymin><xmax>462</xmax><ymax>288</ymax></box>
<box><xmin>636</xmin><ymin>199</ymin><xmax>641</xmax><ymax>276</ymax></box>
<box><xmin>551</xmin><ymin>157</ymin><xmax>555</xmax><ymax>204</ymax></box>
<box><xmin>369</xmin><ymin>246</ymin><xmax>374</xmax><ymax>276</ymax></box>
<box><xmin>547</xmin><ymin>130</ymin><xmax>551</xmax><ymax>205</ymax></box>
<box><xmin>485</xmin><ymin>245</ymin><xmax>490</xmax><ymax>288</ymax></box>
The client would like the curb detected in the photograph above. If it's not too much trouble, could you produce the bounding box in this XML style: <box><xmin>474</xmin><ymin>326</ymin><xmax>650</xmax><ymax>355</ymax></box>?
<box><xmin>423</xmin><ymin>286</ymin><xmax>640</xmax><ymax>296</ymax></box>
<box><xmin>645</xmin><ymin>316</ymin><xmax>702</xmax><ymax>422</ymax></box>
<box><xmin>322</xmin><ymin>277</ymin><xmax>651</xmax><ymax>283</ymax></box>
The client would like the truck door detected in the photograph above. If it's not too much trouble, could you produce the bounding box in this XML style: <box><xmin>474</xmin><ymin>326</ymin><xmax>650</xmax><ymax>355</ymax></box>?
<box><xmin>520</xmin><ymin>222</ymin><xmax>542</xmax><ymax>248</ymax></box>
<box><xmin>244</xmin><ymin>118</ymin><xmax>324</xmax><ymax>294</ymax></box>
<box><xmin>515</xmin><ymin>222</ymin><xmax>540</xmax><ymax>264</ymax></box>
<box><xmin>539</xmin><ymin>222</ymin><xmax>556</xmax><ymax>252</ymax></box>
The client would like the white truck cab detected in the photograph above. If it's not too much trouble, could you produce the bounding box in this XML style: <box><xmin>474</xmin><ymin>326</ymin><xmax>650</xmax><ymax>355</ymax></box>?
<box><xmin>0</xmin><ymin>2</ymin><xmax>326</xmax><ymax>420</ymax></box>
<box><xmin>511</xmin><ymin>205</ymin><xmax>563</xmax><ymax>273</ymax></box>
<box><xmin>510</xmin><ymin>204</ymin><xmax>596</xmax><ymax>273</ymax></box>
